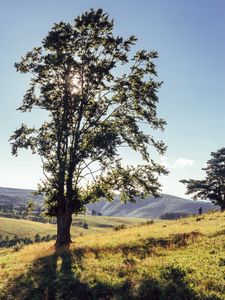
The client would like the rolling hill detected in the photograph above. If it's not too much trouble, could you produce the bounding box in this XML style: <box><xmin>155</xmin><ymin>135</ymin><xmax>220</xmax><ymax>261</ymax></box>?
<box><xmin>0</xmin><ymin>186</ymin><xmax>43</xmax><ymax>207</ymax></box>
<box><xmin>86</xmin><ymin>194</ymin><xmax>216</xmax><ymax>218</ymax></box>
<box><xmin>0</xmin><ymin>211</ymin><xmax>224</xmax><ymax>299</ymax></box>
<box><xmin>0</xmin><ymin>215</ymin><xmax>146</xmax><ymax>239</ymax></box>
<box><xmin>0</xmin><ymin>186</ymin><xmax>217</xmax><ymax>219</ymax></box>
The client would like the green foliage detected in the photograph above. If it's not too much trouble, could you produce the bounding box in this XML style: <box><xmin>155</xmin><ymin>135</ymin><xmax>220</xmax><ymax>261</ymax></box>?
<box><xmin>34</xmin><ymin>233</ymin><xmax>41</xmax><ymax>242</ymax></box>
<box><xmin>91</xmin><ymin>209</ymin><xmax>97</xmax><ymax>216</ymax></box>
<box><xmin>181</xmin><ymin>147</ymin><xmax>225</xmax><ymax>211</ymax></box>
<box><xmin>10</xmin><ymin>8</ymin><xmax>167</xmax><ymax>219</ymax></box>
<box><xmin>218</xmin><ymin>258</ymin><xmax>225</xmax><ymax>267</ymax></box>
<box><xmin>0</xmin><ymin>234</ymin><xmax>56</xmax><ymax>249</ymax></box>
<box><xmin>146</xmin><ymin>219</ymin><xmax>154</xmax><ymax>224</ymax></box>
<box><xmin>160</xmin><ymin>212</ymin><xmax>189</xmax><ymax>220</ymax></box>
<box><xmin>83</xmin><ymin>222</ymin><xmax>88</xmax><ymax>229</ymax></box>
<box><xmin>0</xmin><ymin>203</ymin><xmax>54</xmax><ymax>224</ymax></box>
<box><xmin>25</xmin><ymin>200</ymin><xmax>36</xmax><ymax>220</ymax></box>
<box><xmin>113</xmin><ymin>224</ymin><xmax>127</xmax><ymax>231</ymax></box>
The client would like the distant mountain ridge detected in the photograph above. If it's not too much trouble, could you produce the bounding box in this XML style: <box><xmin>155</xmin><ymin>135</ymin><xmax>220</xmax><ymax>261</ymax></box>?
<box><xmin>86</xmin><ymin>194</ymin><xmax>216</xmax><ymax>219</ymax></box>
<box><xmin>0</xmin><ymin>186</ymin><xmax>216</xmax><ymax>218</ymax></box>
<box><xmin>0</xmin><ymin>186</ymin><xmax>43</xmax><ymax>206</ymax></box>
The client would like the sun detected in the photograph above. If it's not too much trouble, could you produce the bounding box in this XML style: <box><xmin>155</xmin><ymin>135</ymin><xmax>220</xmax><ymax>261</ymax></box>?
<box><xmin>71</xmin><ymin>74</ymin><xmax>81</xmax><ymax>93</ymax></box>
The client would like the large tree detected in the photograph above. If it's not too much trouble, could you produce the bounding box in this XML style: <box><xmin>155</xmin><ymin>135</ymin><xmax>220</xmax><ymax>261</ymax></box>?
<box><xmin>10</xmin><ymin>9</ymin><xmax>167</xmax><ymax>248</ymax></box>
<box><xmin>181</xmin><ymin>147</ymin><xmax>225</xmax><ymax>211</ymax></box>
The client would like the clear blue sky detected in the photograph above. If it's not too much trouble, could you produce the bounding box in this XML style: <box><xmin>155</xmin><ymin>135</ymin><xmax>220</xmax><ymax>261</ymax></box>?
<box><xmin>0</xmin><ymin>0</ymin><xmax>224</xmax><ymax>198</ymax></box>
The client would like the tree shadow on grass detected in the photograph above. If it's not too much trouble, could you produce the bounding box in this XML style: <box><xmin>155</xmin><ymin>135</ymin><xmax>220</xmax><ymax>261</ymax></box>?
<box><xmin>90</xmin><ymin>265</ymin><xmax>221</xmax><ymax>300</ymax></box>
<box><xmin>1</xmin><ymin>251</ymin><xmax>222</xmax><ymax>300</ymax></box>
<box><xmin>0</xmin><ymin>247</ymin><xmax>92</xmax><ymax>300</ymax></box>
<box><xmin>134</xmin><ymin>265</ymin><xmax>221</xmax><ymax>300</ymax></box>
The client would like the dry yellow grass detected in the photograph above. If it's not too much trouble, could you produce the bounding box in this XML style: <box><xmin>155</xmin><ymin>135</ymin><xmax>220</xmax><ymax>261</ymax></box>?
<box><xmin>0</xmin><ymin>215</ymin><xmax>146</xmax><ymax>239</ymax></box>
<box><xmin>0</xmin><ymin>211</ymin><xmax>225</xmax><ymax>299</ymax></box>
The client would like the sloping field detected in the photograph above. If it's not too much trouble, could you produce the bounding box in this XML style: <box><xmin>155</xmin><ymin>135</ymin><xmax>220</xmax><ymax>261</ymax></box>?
<box><xmin>0</xmin><ymin>215</ymin><xmax>146</xmax><ymax>239</ymax></box>
<box><xmin>0</xmin><ymin>211</ymin><xmax>225</xmax><ymax>299</ymax></box>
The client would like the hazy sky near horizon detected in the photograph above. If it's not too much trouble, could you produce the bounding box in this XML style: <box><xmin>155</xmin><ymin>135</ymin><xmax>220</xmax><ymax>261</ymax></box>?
<box><xmin>0</xmin><ymin>0</ymin><xmax>224</xmax><ymax>198</ymax></box>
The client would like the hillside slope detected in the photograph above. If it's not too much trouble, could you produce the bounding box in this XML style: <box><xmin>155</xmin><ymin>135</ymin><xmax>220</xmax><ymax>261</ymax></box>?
<box><xmin>0</xmin><ymin>211</ymin><xmax>224</xmax><ymax>299</ymax></box>
<box><xmin>0</xmin><ymin>186</ymin><xmax>43</xmax><ymax>206</ymax></box>
<box><xmin>0</xmin><ymin>187</ymin><xmax>216</xmax><ymax>219</ymax></box>
<box><xmin>0</xmin><ymin>215</ymin><xmax>146</xmax><ymax>239</ymax></box>
<box><xmin>86</xmin><ymin>194</ymin><xmax>216</xmax><ymax>218</ymax></box>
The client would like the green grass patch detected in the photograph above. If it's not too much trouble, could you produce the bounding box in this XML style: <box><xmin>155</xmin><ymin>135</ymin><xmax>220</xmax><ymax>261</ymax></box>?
<box><xmin>0</xmin><ymin>215</ymin><xmax>146</xmax><ymax>241</ymax></box>
<box><xmin>0</xmin><ymin>211</ymin><xmax>225</xmax><ymax>299</ymax></box>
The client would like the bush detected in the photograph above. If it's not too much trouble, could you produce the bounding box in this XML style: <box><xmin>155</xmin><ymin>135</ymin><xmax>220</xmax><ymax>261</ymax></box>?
<box><xmin>146</xmin><ymin>219</ymin><xmax>154</xmax><ymax>225</ymax></box>
<box><xmin>219</xmin><ymin>258</ymin><xmax>225</xmax><ymax>266</ymax></box>
<box><xmin>160</xmin><ymin>265</ymin><xmax>186</xmax><ymax>281</ymax></box>
<box><xmin>159</xmin><ymin>265</ymin><xmax>197</xmax><ymax>299</ymax></box>
<box><xmin>91</xmin><ymin>209</ymin><xmax>97</xmax><ymax>216</ymax></box>
<box><xmin>160</xmin><ymin>212</ymin><xmax>189</xmax><ymax>220</ymax></box>
<box><xmin>34</xmin><ymin>234</ymin><xmax>41</xmax><ymax>242</ymax></box>
<box><xmin>113</xmin><ymin>224</ymin><xmax>127</xmax><ymax>231</ymax></box>
<box><xmin>83</xmin><ymin>222</ymin><xmax>89</xmax><ymax>229</ymax></box>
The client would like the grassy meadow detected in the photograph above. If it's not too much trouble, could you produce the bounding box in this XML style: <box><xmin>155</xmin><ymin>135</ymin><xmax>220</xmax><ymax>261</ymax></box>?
<box><xmin>0</xmin><ymin>215</ymin><xmax>146</xmax><ymax>240</ymax></box>
<box><xmin>0</xmin><ymin>211</ymin><xmax>225</xmax><ymax>299</ymax></box>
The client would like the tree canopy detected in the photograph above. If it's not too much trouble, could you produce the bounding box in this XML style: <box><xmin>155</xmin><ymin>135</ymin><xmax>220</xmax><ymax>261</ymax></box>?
<box><xmin>181</xmin><ymin>147</ymin><xmax>225</xmax><ymax>211</ymax></box>
<box><xmin>10</xmin><ymin>9</ymin><xmax>167</xmax><ymax>246</ymax></box>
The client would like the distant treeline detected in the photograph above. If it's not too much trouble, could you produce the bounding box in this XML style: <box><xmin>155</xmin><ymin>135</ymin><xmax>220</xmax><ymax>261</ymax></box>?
<box><xmin>0</xmin><ymin>203</ymin><xmax>56</xmax><ymax>224</ymax></box>
<box><xmin>0</xmin><ymin>203</ymin><xmax>205</xmax><ymax>222</ymax></box>
<box><xmin>0</xmin><ymin>233</ymin><xmax>57</xmax><ymax>249</ymax></box>
<box><xmin>160</xmin><ymin>212</ymin><xmax>189</xmax><ymax>220</ymax></box>
<box><xmin>0</xmin><ymin>204</ymin><xmax>90</xmax><ymax>229</ymax></box>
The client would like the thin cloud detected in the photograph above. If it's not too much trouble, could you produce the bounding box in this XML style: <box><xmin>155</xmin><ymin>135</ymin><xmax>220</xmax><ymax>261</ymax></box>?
<box><xmin>160</xmin><ymin>156</ymin><xmax>195</xmax><ymax>169</ymax></box>
<box><xmin>172</xmin><ymin>158</ymin><xmax>195</xmax><ymax>168</ymax></box>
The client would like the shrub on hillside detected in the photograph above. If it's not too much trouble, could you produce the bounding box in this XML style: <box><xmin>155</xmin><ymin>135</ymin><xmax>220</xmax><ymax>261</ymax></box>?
<box><xmin>146</xmin><ymin>219</ymin><xmax>154</xmax><ymax>225</ymax></box>
<box><xmin>83</xmin><ymin>222</ymin><xmax>89</xmax><ymax>229</ymax></box>
<box><xmin>113</xmin><ymin>224</ymin><xmax>127</xmax><ymax>231</ymax></box>
<box><xmin>160</xmin><ymin>212</ymin><xmax>189</xmax><ymax>220</ymax></box>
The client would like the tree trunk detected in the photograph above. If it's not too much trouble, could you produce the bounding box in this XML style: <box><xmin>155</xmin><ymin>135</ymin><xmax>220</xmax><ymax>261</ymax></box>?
<box><xmin>55</xmin><ymin>211</ymin><xmax>72</xmax><ymax>249</ymax></box>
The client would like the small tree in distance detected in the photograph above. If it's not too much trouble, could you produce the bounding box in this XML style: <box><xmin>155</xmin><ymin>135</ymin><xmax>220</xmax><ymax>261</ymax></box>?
<box><xmin>10</xmin><ymin>9</ymin><xmax>167</xmax><ymax>248</ymax></box>
<box><xmin>26</xmin><ymin>200</ymin><xmax>35</xmax><ymax>220</ymax></box>
<box><xmin>181</xmin><ymin>147</ymin><xmax>225</xmax><ymax>211</ymax></box>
